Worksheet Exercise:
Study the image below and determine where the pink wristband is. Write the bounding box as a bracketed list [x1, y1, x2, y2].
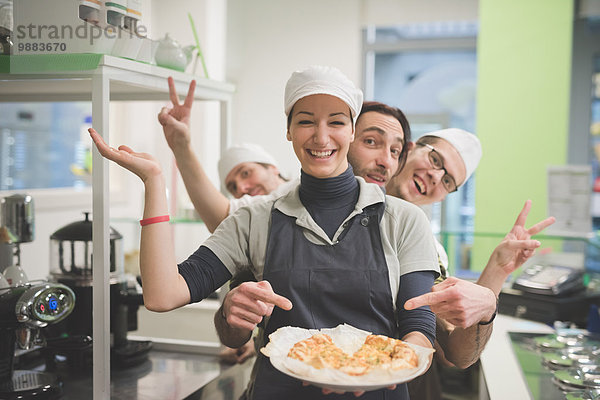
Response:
[139, 215, 170, 226]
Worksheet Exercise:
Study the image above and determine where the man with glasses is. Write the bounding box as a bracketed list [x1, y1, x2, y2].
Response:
[387, 128, 481, 279]
[387, 129, 554, 399]
[386, 128, 482, 282]
[387, 128, 477, 205]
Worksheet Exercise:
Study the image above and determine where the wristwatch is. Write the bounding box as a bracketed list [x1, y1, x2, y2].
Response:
[478, 297, 499, 326]
[220, 305, 229, 324]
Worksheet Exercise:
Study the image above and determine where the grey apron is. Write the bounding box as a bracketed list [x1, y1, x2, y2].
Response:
[250, 202, 410, 400]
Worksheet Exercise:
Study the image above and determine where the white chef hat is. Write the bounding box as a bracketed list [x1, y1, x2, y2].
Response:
[284, 65, 363, 124]
[218, 143, 280, 189]
[421, 128, 482, 186]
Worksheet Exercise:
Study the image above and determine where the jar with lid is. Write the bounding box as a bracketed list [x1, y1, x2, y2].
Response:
[49, 212, 123, 284]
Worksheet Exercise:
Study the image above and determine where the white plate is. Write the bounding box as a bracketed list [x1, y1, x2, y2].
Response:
[261, 324, 434, 392]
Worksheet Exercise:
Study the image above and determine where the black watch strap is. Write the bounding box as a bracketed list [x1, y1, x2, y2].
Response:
[478, 297, 499, 326]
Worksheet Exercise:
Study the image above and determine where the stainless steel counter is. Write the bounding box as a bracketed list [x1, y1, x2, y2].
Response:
[70, 351, 250, 399]
[20, 340, 253, 400]
[479, 314, 554, 399]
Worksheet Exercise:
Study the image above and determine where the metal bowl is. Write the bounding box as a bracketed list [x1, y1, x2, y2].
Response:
[555, 366, 600, 390]
[565, 389, 600, 400]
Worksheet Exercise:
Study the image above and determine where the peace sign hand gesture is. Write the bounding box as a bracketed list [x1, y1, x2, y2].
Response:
[158, 77, 196, 155]
[488, 200, 555, 276]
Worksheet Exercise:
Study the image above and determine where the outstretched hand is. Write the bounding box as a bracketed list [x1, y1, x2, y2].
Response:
[89, 128, 162, 182]
[221, 280, 293, 332]
[488, 200, 555, 276]
[157, 77, 196, 153]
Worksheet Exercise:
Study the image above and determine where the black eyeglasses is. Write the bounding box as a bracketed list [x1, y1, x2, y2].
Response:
[420, 143, 458, 193]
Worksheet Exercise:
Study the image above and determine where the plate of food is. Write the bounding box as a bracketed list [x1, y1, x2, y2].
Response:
[260, 324, 434, 392]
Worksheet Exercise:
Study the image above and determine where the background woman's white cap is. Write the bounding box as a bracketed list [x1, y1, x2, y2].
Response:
[218, 143, 280, 188]
[284, 65, 363, 124]
[422, 128, 482, 186]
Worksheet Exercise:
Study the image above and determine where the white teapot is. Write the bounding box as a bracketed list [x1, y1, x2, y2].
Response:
[4, 264, 28, 287]
[155, 33, 194, 72]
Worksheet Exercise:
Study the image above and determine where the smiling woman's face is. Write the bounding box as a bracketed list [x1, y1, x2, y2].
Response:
[286, 94, 354, 179]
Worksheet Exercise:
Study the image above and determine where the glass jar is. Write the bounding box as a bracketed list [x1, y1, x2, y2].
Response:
[49, 212, 123, 280]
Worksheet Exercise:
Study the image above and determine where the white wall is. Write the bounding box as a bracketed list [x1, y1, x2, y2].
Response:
[226, 0, 362, 178]
[150, 0, 226, 191]
[225, 0, 478, 178]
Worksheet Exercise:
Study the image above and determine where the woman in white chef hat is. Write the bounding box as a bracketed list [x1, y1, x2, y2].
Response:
[90, 65, 440, 399]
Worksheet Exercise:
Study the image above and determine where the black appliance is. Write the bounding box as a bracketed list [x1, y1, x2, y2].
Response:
[45, 212, 151, 370]
[512, 264, 586, 296]
[499, 286, 600, 328]
[0, 282, 75, 400]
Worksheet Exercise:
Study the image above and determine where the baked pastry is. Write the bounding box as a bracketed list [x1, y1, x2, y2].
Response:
[287, 333, 418, 376]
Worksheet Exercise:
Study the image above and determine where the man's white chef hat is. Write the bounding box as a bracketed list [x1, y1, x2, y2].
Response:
[421, 128, 482, 186]
[218, 143, 279, 189]
[284, 65, 364, 125]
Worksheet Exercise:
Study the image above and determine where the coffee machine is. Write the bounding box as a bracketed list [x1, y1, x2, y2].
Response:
[46, 212, 151, 369]
[0, 193, 78, 399]
[0, 280, 76, 399]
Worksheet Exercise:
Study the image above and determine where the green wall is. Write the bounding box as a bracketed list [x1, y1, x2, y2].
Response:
[471, 0, 574, 270]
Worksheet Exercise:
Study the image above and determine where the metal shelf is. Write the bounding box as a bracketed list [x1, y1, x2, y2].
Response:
[0, 54, 234, 102]
[0, 54, 235, 400]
